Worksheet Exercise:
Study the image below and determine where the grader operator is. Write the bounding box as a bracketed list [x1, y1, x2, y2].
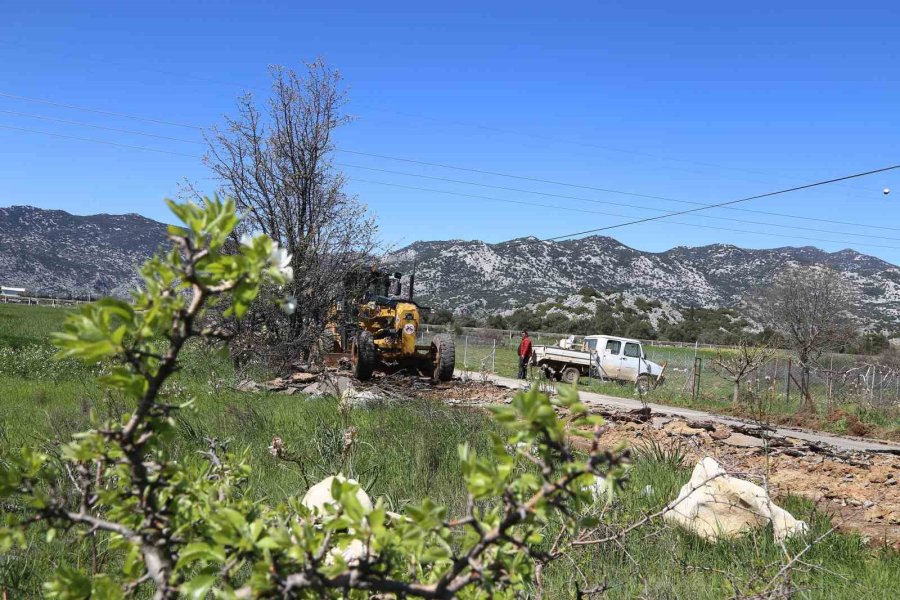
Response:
[328, 269, 455, 382]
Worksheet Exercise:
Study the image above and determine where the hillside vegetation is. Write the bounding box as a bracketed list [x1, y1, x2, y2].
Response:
[428, 288, 893, 352]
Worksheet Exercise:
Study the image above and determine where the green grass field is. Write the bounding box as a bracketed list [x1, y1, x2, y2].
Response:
[2, 303, 899, 598]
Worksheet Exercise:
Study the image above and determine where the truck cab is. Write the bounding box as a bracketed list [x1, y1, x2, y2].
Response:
[584, 335, 664, 385]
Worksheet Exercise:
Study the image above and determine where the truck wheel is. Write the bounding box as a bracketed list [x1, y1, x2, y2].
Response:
[432, 334, 455, 382]
[636, 374, 651, 395]
[352, 331, 376, 381]
[561, 367, 580, 386]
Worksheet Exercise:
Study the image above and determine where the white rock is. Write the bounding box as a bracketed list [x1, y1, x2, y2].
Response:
[340, 388, 383, 408]
[663, 457, 808, 542]
[587, 475, 609, 502]
[301, 475, 373, 516]
[301, 475, 374, 564]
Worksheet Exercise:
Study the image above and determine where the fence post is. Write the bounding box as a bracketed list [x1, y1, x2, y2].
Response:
[692, 357, 702, 402]
[492, 339, 496, 373]
[785, 359, 792, 404]
[463, 336, 468, 370]
[827, 355, 834, 409]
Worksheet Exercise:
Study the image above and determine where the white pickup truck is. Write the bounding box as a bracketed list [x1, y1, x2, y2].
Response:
[531, 335, 665, 392]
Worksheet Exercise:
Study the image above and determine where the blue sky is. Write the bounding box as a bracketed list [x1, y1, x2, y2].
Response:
[1, 1, 899, 262]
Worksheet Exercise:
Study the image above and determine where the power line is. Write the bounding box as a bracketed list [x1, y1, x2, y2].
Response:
[539, 163, 900, 242]
[4, 119, 899, 250]
[339, 162, 898, 241]
[3, 113, 899, 243]
[0, 91, 202, 130]
[1, 89, 896, 233]
[354, 178, 900, 250]
[355, 104, 883, 195]
[0, 124, 199, 158]
[338, 149, 900, 233]
[0, 109, 205, 145]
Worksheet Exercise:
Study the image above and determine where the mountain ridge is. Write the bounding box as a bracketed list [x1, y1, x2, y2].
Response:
[2, 205, 899, 331]
[0, 205, 169, 297]
[385, 235, 900, 331]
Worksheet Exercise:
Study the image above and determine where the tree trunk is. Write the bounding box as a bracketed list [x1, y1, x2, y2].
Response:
[732, 380, 741, 407]
[801, 365, 816, 414]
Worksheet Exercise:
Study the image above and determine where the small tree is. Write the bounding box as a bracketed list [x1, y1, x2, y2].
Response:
[205, 59, 379, 359]
[762, 266, 856, 412]
[713, 338, 775, 407]
[0, 198, 626, 599]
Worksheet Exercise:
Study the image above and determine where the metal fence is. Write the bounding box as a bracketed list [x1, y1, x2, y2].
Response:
[1, 295, 92, 307]
[643, 346, 900, 409]
[418, 327, 900, 409]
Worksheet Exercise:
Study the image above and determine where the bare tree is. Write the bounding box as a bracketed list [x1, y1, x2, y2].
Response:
[713, 338, 775, 407]
[762, 266, 856, 412]
[204, 59, 379, 358]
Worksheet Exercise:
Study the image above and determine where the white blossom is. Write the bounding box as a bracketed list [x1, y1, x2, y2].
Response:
[269, 243, 294, 283]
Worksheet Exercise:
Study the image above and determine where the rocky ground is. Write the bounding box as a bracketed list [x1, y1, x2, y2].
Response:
[238, 370, 900, 549]
[588, 416, 900, 549]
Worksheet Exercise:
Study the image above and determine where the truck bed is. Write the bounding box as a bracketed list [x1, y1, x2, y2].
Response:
[531, 345, 593, 365]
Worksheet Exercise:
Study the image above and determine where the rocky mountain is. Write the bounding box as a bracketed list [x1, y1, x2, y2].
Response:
[3, 206, 899, 332]
[0, 205, 168, 298]
[387, 236, 900, 330]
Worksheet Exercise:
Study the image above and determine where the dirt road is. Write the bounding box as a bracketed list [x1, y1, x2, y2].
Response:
[464, 371, 900, 454]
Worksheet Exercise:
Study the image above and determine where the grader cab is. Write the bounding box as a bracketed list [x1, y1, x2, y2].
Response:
[328, 269, 455, 382]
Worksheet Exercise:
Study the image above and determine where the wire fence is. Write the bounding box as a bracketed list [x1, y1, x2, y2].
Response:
[417, 327, 900, 410]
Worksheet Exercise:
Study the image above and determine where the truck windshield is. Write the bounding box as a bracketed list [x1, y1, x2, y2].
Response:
[623, 342, 641, 358]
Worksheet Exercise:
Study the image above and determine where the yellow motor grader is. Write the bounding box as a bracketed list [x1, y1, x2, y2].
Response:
[327, 269, 455, 382]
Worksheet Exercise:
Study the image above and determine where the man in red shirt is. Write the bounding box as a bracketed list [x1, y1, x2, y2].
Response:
[517, 331, 533, 379]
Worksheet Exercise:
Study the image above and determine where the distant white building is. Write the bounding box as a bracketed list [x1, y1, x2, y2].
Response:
[1, 286, 26, 297]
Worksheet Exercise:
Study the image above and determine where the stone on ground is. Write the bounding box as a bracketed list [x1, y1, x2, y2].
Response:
[301, 475, 374, 564]
[301, 474, 373, 515]
[721, 433, 766, 448]
[665, 420, 704, 436]
[663, 457, 808, 542]
[302, 375, 355, 398]
[340, 388, 383, 407]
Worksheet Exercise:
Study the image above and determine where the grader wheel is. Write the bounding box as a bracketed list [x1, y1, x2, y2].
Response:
[351, 331, 376, 381]
[431, 334, 455, 382]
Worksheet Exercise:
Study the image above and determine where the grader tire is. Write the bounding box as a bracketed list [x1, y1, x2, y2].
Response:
[352, 331, 376, 381]
[561, 367, 580, 386]
[432, 334, 456, 382]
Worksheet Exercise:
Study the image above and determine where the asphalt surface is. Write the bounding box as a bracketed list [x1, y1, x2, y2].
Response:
[458, 370, 900, 454]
